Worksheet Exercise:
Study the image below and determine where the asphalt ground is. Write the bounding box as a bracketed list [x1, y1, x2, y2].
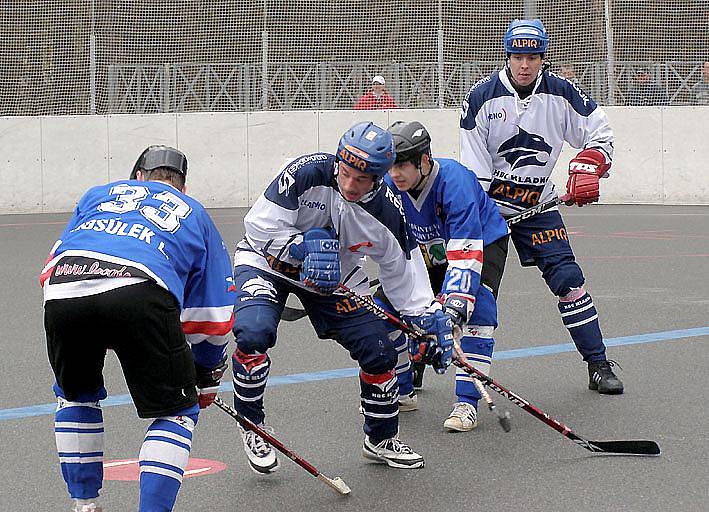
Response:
[1, 205, 707, 512]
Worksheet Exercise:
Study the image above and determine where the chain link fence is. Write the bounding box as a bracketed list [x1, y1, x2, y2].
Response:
[1, 0, 707, 115]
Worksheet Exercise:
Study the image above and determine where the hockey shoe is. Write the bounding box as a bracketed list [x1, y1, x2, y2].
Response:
[588, 360, 624, 394]
[72, 500, 102, 512]
[362, 436, 424, 469]
[443, 402, 478, 432]
[239, 424, 279, 474]
[411, 362, 426, 390]
[398, 390, 418, 412]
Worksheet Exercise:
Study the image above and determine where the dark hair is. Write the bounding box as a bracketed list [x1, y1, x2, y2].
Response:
[142, 167, 186, 190]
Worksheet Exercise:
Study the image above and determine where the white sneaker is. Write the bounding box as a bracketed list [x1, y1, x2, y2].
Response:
[239, 424, 279, 474]
[398, 391, 418, 412]
[443, 402, 478, 432]
[362, 436, 424, 469]
[72, 500, 102, 512]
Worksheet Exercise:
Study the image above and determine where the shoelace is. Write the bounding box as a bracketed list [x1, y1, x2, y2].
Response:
[598, 359, 623, 373]
[244, 429, 273, 457]
[379, 438, 413, 454]
[451, 403, 475, 420]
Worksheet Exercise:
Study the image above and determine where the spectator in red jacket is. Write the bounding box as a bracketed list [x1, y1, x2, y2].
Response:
[354, 75, 398, 110]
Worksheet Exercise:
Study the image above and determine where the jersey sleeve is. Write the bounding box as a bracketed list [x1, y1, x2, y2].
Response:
[439, 173, 484, 300]
[460, 89, 495, 188]
[182, 211, 236, 369]
[564, 94, 615, 167]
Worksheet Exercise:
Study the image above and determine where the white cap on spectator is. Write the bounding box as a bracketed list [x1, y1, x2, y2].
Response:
[372, 75, 386, 85]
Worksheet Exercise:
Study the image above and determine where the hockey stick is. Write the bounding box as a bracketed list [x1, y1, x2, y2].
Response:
[505, 197, 564, 226]
[337, 285, 511, 433]
[212, 396, 351, 495]
[338, 284, 661, 457]
[281, 199, 562, 322]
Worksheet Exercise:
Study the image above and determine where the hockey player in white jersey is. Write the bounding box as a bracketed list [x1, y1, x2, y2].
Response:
[460, 19, 623, 394]
[231, 122, 454, 470]
[382, 120, 510, 431]
[41, 146, 236, 511]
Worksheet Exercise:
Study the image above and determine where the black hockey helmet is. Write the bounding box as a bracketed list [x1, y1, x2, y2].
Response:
[130, 145, 188, 179]
[388, 121, 432, 165]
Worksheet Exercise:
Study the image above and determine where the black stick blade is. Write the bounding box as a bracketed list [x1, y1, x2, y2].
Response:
[586, 440, 661, 456]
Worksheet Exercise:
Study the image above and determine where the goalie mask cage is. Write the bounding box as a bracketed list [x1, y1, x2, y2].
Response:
[1, 0, 706, 115]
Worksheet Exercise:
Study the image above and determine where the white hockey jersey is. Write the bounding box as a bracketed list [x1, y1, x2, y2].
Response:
[460, 69, 614, 217]
[235, 153, 436, 317]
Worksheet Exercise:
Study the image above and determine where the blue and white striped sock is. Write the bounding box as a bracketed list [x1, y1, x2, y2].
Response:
[55, 398, 105, 500]
[138, 406, 198, 512]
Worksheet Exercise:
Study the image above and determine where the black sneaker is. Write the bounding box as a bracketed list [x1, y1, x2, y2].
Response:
[588, 360, 624, 394]
[362, 436, 424, 469]
[412, 362, 426, 390]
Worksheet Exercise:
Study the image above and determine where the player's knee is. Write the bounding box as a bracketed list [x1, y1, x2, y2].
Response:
[542, 259, 585, 297]
[234, 322, 277, 355]
[169, 404, 199, 425]
[53, 382, 107, 403]
[359, 344, 398, 375]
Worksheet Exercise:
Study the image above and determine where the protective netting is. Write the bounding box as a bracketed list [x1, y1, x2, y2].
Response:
[1, 0, 706, 115]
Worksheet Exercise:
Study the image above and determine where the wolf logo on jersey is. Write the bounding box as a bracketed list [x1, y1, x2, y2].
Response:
[498, 127, 552, 171]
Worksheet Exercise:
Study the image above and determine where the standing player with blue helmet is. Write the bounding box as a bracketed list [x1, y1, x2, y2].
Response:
[382, 120, 510, 432]
[459, 19, 624, 394]
[41, 146, 236, 512]
[231, 122, 454, 470]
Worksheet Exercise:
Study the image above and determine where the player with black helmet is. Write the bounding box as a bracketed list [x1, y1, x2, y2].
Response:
[382, 120, 510, 432]
[41, 145, 235, 512]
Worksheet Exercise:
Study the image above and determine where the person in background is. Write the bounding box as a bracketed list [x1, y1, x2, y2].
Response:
[626, 67, 669, 106]
[354, 75, 398, 110]
[690, 60, 709, 105]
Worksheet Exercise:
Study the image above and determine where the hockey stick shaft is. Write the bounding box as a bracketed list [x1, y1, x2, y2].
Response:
[212, 396, 351, 494]
[338, 285, 660, 456]
[505, 197, 564, 226]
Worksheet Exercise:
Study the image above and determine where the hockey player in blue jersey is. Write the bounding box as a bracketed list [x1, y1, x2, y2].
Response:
[382, 120, 510, 431]
[231, 122, 454, 470]
[459, 19, 623, 394]
[41, 146, 236, 512]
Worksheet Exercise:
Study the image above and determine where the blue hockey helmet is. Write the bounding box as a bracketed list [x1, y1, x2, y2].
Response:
[130, 145, 188, 179]
[504, 19, 549, 54]
[336, 122, 395, 177]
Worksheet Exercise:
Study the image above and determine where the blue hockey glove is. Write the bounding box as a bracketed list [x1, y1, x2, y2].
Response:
[289, 227, 341, 294]
[442, 293, 475, 340]
[404, 309, 454, 374]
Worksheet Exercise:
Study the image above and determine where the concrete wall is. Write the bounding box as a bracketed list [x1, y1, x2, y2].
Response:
[0, 107, 706, 213]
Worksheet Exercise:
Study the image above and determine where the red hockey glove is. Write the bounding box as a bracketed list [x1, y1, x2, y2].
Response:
[195, 356, 228, 409]
[562, 149, 610, 207]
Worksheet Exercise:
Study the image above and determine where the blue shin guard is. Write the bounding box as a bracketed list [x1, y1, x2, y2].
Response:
[558, 290, 606, 362]
[138, 405, 199, 512]
[53, 384, 107, 500]
[455, 330, 495, 409]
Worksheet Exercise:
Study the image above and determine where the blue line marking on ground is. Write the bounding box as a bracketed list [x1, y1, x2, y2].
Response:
[2, 326, 707, 421]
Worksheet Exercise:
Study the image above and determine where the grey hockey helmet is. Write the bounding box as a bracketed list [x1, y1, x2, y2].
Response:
[388, 121, 432, 165]
[130, 145, 188, 179]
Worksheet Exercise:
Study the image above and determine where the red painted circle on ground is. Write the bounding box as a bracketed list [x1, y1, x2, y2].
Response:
[104, 458, 227, 481]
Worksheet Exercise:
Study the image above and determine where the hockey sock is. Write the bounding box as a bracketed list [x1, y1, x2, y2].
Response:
[455, 329, 495, 409]
[54, 397, 105, 500]
[558, 290, 606, 362]
[360, 369, 399, 443]
[391, 329, 413, 396]
[138, 405, 198, 512]
[232, 348, 270, 424]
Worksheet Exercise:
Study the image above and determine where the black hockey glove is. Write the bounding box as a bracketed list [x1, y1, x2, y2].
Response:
[195, 356, 228, 409]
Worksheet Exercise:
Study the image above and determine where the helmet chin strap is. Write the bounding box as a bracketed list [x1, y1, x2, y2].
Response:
[411, 155, 432, 193]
